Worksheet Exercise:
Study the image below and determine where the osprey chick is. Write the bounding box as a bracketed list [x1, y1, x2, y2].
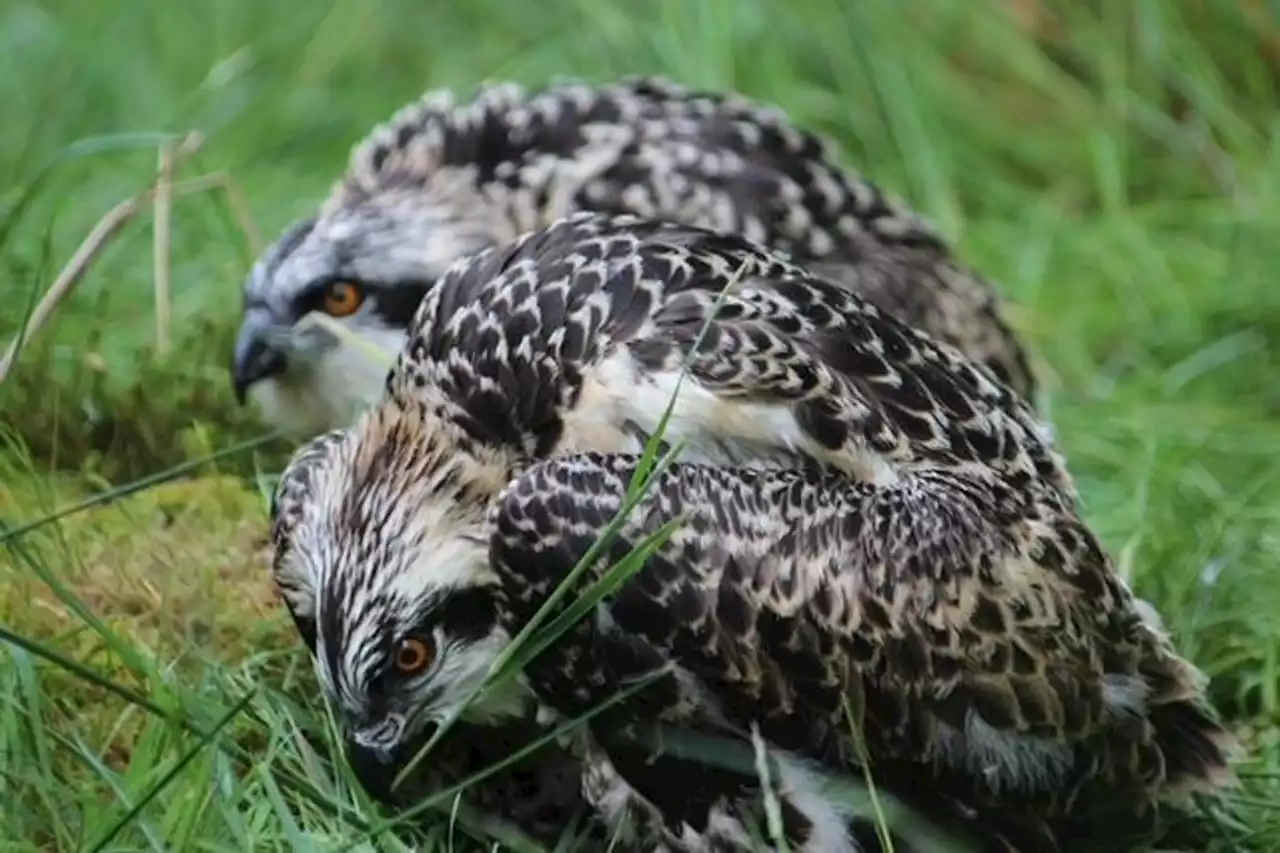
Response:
[269, 212, 1234, 850]
[271, 429, 608, 846]
[233, 75, 1034, 438]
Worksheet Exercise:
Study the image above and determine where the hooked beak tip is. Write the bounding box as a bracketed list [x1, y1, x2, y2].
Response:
[350, 717, 408, 763]
[231, 320, 287, 404]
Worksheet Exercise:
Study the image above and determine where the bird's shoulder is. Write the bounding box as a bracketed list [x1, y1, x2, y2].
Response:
[308, 75, 1035, 404]
[389, 213, 1057, 494]
[320, 76, 939, 245]
[321, 76, 731, 213]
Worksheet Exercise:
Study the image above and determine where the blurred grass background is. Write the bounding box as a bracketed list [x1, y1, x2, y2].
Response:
[1, 0, 1278, 849]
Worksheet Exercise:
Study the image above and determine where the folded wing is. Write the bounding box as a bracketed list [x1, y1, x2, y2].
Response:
[488, 453, 1233, 848]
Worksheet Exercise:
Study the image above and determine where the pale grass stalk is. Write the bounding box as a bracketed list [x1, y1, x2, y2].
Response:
[153, 138, 174, 355]
[0, 130, 267, 385]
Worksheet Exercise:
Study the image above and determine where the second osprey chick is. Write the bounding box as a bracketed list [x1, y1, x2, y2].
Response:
[232, 76, 1035, 438]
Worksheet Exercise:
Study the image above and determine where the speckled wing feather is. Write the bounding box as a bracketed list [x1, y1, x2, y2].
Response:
[388, 211, 1052, 495]
[329, 76, 932, 245]
[488, 453, 1234, 849]
[331, 76, 1033, 396]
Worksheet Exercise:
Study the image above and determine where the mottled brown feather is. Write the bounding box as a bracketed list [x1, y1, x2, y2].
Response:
[379, 211, 1230, 788]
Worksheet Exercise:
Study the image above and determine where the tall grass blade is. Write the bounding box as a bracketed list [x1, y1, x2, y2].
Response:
[0, 430, 282, 545]
[364, 671, 665, 850]
[85, 688, 258, 853]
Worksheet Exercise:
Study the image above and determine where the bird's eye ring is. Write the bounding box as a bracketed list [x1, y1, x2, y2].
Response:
[322, 281, 364, 317]
[394, 637, 435, 674]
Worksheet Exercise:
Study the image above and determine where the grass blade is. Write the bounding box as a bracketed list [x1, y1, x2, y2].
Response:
[85, 688, 257, 853]
[0, 430, 282, 546]
[363, 670, 665, 851]
[501, 514, 686, 679]
[0, 623, 172, 721]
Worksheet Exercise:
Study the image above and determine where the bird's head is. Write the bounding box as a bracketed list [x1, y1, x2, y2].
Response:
[231, 198, 499, 437]
[270, 401, 529, 760]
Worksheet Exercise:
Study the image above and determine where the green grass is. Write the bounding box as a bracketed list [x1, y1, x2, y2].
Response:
[1, 0, 1279, 849]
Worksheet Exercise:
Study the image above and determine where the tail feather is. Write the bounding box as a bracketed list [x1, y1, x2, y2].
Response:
[1132, 606, 1239, 797]
[1149, 700, 1239, 795]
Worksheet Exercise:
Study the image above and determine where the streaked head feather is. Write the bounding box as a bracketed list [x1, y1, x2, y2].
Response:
[269, 402, 528, 750]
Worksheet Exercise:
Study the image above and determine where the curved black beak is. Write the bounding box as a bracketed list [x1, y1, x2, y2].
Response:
[343, 719, 441, 805]
[231, 314, 287, 404]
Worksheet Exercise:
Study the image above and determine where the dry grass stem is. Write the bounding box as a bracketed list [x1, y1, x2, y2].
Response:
[0, 130, 268, 385]
[153, 138, 174, 356]
[0, 193, 145, 384]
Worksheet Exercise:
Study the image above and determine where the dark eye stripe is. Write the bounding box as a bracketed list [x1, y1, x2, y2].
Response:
[290, 279, 432, 328]
[368, 281, 432, 328]
[426, 587, 498, 644]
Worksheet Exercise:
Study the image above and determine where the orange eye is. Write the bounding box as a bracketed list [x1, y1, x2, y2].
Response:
[393, 637, 435, 674]
[322, 281, 364, 317]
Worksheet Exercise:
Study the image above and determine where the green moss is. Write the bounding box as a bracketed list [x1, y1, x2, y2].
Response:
[1, 473, 292, 667]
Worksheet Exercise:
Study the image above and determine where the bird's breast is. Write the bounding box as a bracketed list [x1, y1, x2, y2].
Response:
[561, 350, 820, 470]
